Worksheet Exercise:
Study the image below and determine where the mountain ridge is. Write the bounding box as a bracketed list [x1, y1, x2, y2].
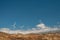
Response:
[0, 30, 60, 40]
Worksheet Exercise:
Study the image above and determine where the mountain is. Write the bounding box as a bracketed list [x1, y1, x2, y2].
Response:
[0, 30, 60, 40]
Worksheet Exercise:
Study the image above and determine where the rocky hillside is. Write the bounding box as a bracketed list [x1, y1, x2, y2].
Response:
[0, 32, 60, 40]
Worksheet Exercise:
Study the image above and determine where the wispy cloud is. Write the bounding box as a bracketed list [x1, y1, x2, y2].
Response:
[0, 22, 60, 34]
[20, 25, 25, 29]
[11, 22, 16, 29]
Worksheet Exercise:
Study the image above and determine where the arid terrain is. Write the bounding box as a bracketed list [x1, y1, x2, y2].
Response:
[0, 31, 60, 40]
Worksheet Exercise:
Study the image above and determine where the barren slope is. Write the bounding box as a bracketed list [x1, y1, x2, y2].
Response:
[0, 32, 60, 40]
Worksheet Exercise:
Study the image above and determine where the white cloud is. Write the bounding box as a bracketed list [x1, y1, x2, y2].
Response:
[0, 28, 10, 33]
[0, 22, 60, 34]
[36, 23, 48, 29]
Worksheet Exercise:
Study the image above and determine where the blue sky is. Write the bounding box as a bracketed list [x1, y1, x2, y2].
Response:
[0, 0, 60, 30]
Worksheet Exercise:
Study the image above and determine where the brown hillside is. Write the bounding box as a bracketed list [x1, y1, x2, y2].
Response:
[0, 32, 60, 40]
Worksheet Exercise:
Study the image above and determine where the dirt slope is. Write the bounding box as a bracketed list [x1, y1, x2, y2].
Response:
[0, 32, 60, 40]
